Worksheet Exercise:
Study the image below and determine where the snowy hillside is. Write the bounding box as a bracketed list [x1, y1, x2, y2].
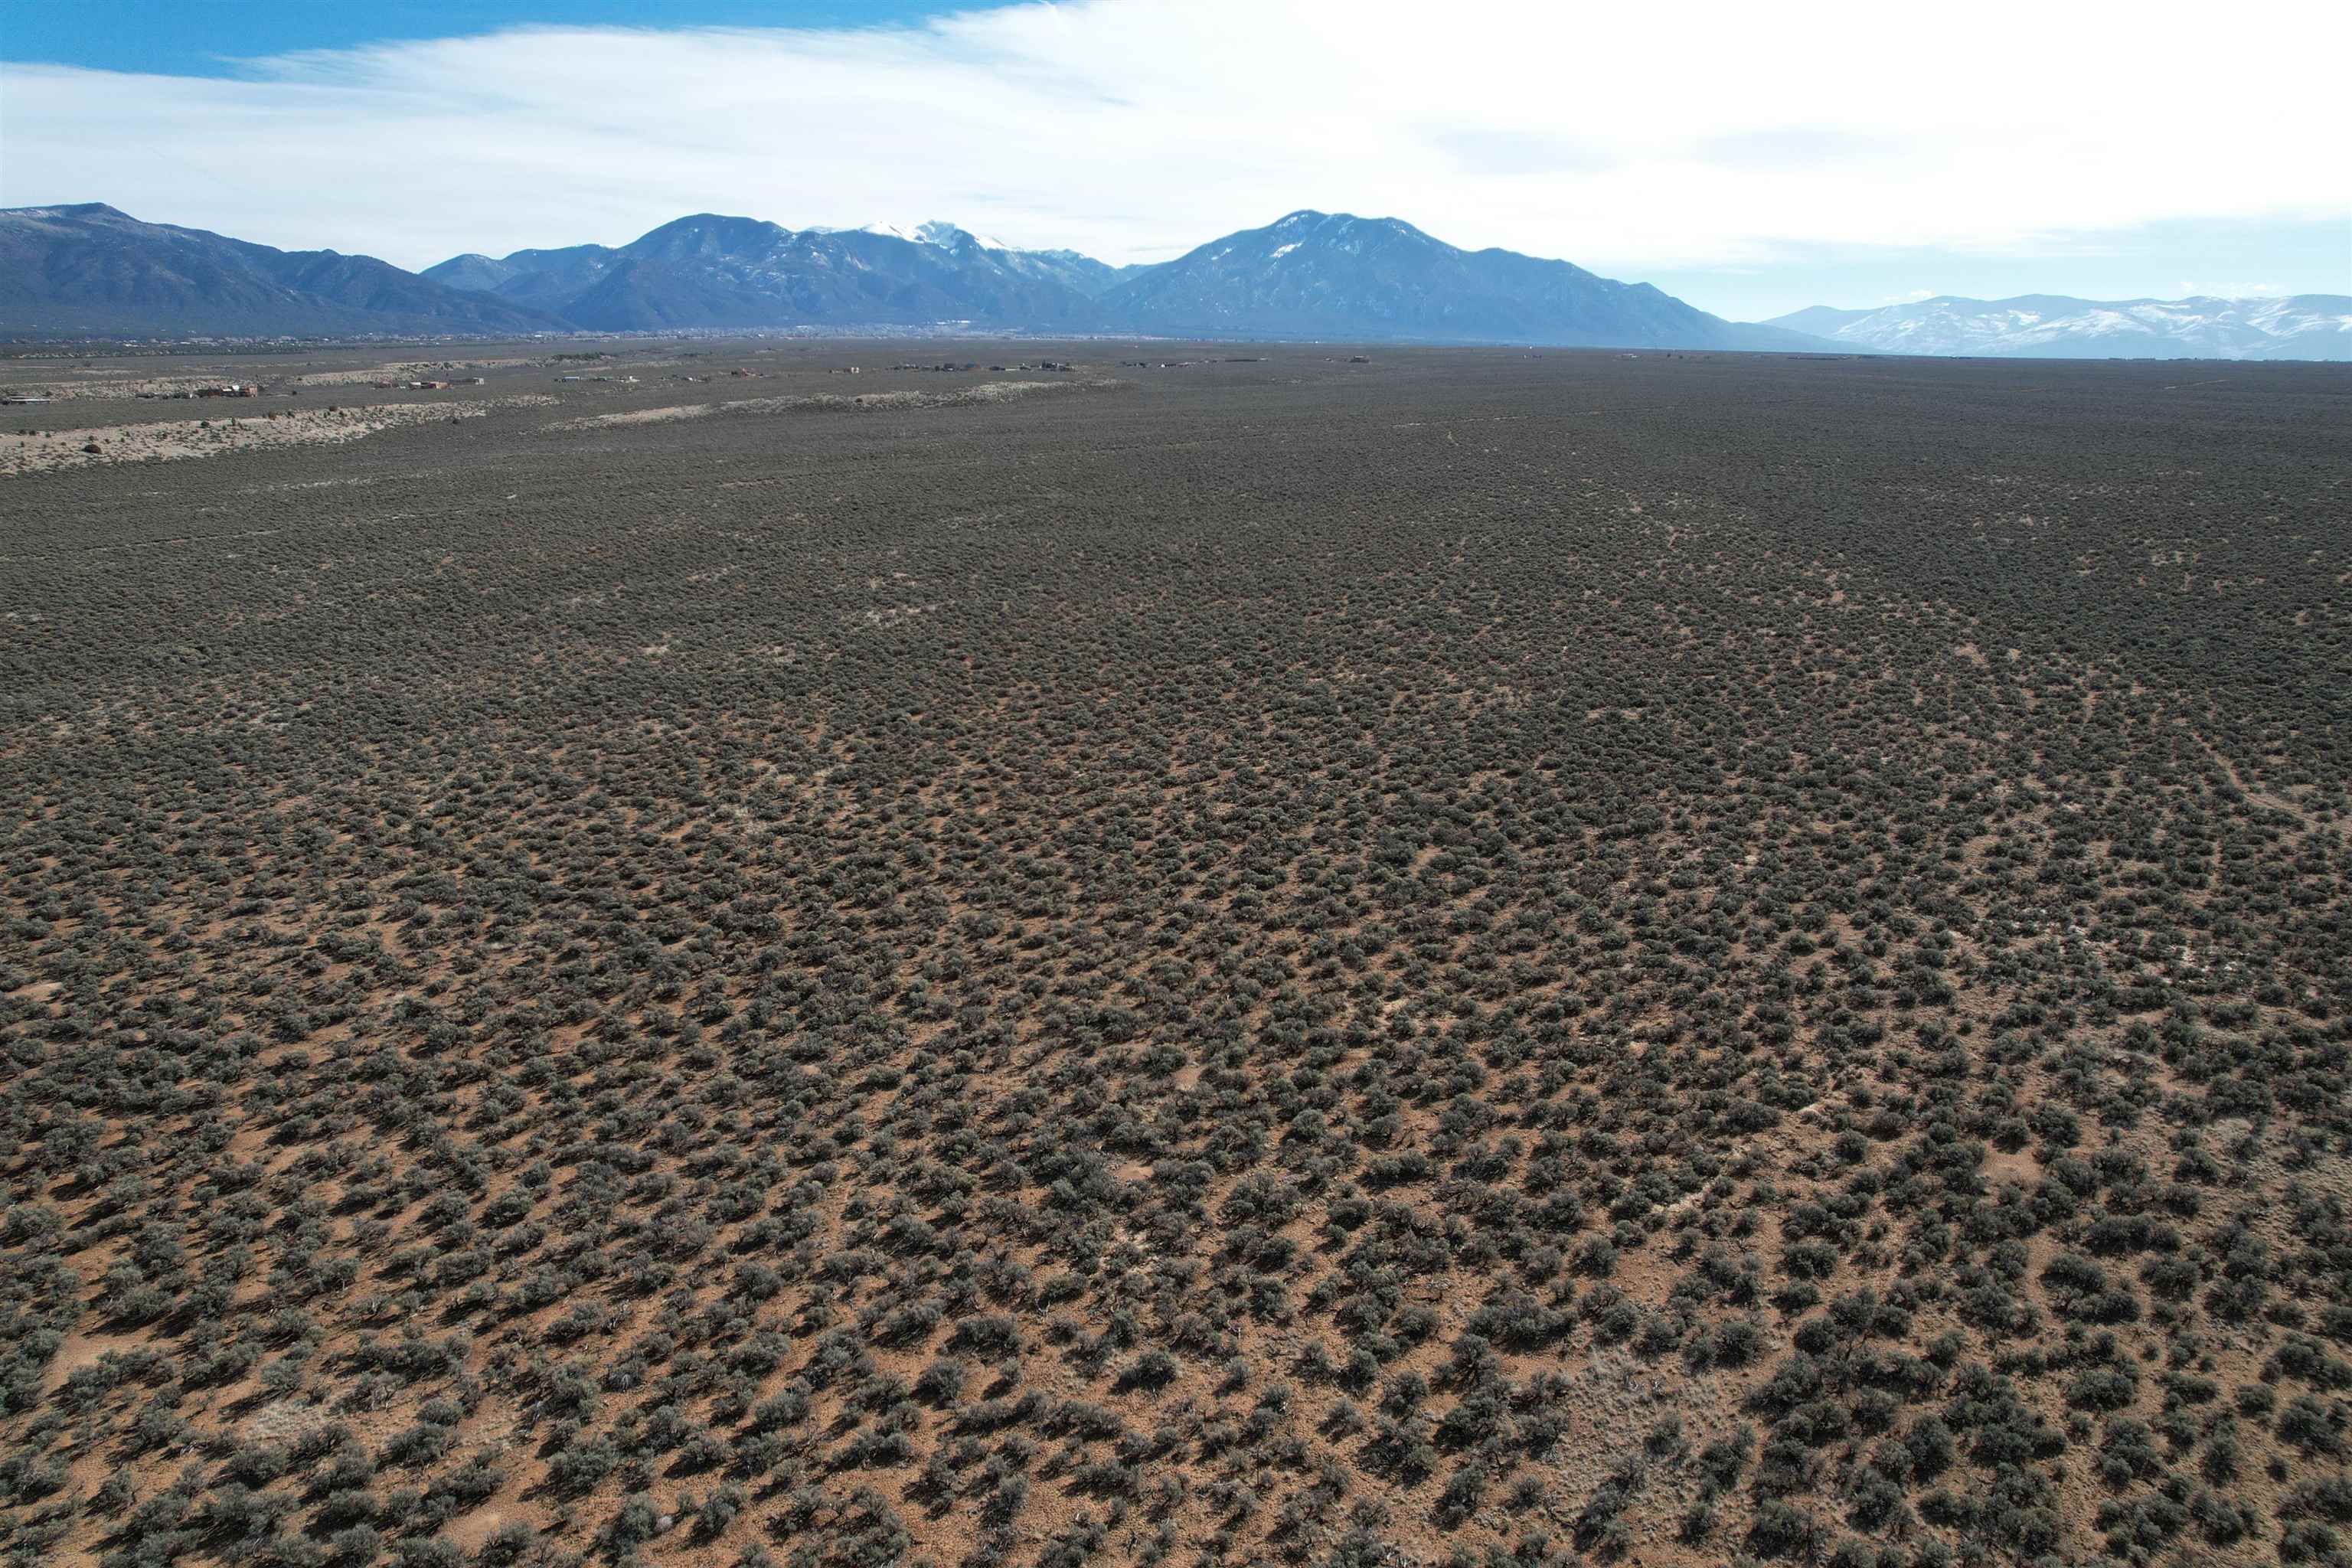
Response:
[1767, 294, 2352, 361]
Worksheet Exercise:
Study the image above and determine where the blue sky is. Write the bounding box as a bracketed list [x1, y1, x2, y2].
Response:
[0, 2, 988, 76]
[5, 1, 2345, 321]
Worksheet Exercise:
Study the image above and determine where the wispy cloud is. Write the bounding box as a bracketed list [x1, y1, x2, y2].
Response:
[2, 0, 2341, 278]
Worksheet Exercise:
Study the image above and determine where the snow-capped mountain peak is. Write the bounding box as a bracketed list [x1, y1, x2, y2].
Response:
[914, 220, 1011, 251]
[813, 220, 1014, 252]
[1764, 293, 2351, 361]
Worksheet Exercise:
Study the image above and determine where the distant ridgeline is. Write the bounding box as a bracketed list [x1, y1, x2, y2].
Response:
[10, 203, 2343, 358]
[2, 204, 1824, 351]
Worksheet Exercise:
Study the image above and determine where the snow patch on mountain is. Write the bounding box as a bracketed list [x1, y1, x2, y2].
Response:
[1766, 293, 2352, 361]
[814, 220, 1014, 251]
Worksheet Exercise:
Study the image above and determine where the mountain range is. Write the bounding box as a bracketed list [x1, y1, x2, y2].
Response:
[0, 203, 1820, 351]
[421, 213, 1133, 333]
[4, 202, 2343, 360]
[1769, 294, 2351, 361]
[423, 208, 1817, 350]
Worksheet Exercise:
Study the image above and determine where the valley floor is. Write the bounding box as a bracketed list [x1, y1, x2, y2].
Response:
[3, 343, 2348, 1568]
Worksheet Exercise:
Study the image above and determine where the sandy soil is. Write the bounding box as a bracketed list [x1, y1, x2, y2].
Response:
[0, 356, 528, 400]
[292, 358, 543, 386]
[722, 378, 1102, 414]
[2, 394, 558, 476]
[547, 403, 715, 430]
[0, 373, 264, 402]
[537, 378, 1099, 433]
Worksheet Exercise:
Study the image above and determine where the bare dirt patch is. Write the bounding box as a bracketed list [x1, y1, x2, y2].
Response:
[547, 403, 714, 430]
[3, 394, 557, 475]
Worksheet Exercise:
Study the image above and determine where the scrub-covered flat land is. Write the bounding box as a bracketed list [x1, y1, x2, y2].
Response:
[2, 341, 2348, 1568]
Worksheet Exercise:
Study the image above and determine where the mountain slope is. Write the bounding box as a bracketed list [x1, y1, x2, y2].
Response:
[425, 217, 1110, 330]
[0, 204, 565, 337]
[421, 243, 619, 310]
[1099, 211, 1826, 351]
[1767, 293, 2352, 361]
[417, 253, 521, 293]
[1012, 249, 1145, 298]
[807, 221, 1132, 294]
[427, 211, 1825, 346]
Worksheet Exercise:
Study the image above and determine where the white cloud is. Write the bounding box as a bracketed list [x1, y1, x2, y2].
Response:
[2, 0, 2343, 276]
